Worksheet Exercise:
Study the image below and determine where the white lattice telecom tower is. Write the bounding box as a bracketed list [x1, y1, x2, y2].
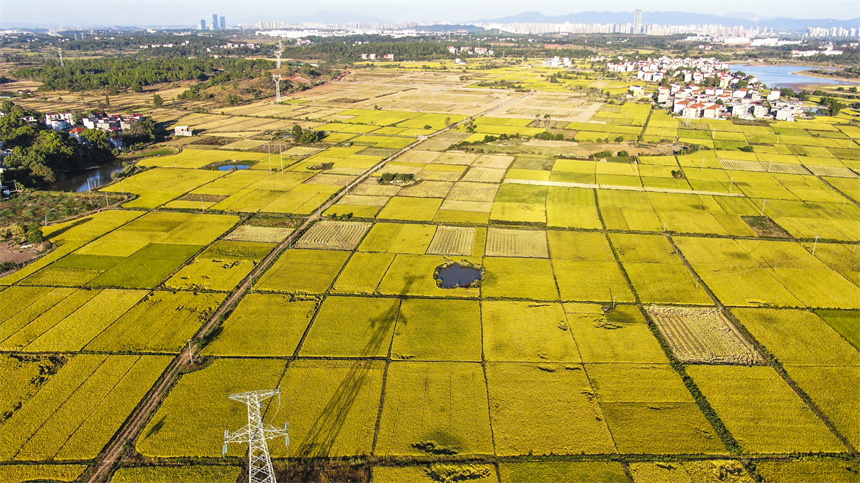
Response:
[223, 389, 290, 483]
[276, 40, 282, 69]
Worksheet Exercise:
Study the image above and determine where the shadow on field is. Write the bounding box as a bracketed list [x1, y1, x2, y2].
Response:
[46, 217, 92, 240]
[294, 274, 417, 458]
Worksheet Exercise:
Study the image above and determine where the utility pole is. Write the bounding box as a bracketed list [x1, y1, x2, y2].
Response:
[186, 339, 195, 363]
[279, 144, 284, 172]
[224, 389, 289, 483]
[812, 235, 819, 256]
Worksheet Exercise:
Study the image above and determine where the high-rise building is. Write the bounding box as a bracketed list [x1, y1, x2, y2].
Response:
[220, 16, 226, 30]
[212, 14, 219, 30]
[200, 19, 206, 30]
[633, 10, 642, 34]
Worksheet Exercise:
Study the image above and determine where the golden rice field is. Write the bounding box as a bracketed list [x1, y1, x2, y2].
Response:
[2, 59, 859, 483]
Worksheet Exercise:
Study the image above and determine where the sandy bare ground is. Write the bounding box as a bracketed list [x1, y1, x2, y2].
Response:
[0, 241, 40, 266]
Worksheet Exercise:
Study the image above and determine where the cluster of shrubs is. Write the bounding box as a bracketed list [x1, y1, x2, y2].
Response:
[1, 222, 44, 245]
[377, 172, 415, 184]
[588, 150, 634, 162]
[449, 133, 518, 150]
[327, 212, 353, 221]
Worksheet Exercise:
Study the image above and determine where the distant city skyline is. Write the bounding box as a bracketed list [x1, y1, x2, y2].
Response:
[0, 1, 858, 28]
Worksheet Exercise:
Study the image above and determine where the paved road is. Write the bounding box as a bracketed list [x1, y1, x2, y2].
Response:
[86, 90, 531, 482]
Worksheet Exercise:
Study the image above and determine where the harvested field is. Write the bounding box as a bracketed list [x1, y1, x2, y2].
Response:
[462, 168, 506, 183]
[486, 228, 549, 258]
[338, 194, 390, 206]
[426, 226, 477, 256]
[440, 200, 493, 213]
[303, 174, 353, 186]
[447, 182, 499, 202]
[295, 221, 371, 250]
[720, 159, 809, 175]
[350, 181, 401, 196]
[473, 154, 515, 170]
[397, 181, 453, 198]
[434, 152, 478, 166]
[646, 306, 764, 365]
[223, 225, 293, 243]
[807, 165, 859, 178]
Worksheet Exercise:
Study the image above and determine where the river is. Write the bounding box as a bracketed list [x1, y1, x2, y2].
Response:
[728, 64, 860, 89]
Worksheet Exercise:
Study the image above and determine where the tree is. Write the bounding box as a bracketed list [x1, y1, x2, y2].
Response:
[29, 163, 56, 183]
[26, 223, 44, 244]
[291, 124, 304, 139]
[152, 93, 164, 107]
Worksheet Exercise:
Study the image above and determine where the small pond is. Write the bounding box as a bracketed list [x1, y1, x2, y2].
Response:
[217, 164, 251, 171]
[435, 262, 483, 289]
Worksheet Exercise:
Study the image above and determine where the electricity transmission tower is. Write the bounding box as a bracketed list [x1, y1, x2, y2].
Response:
[272, 74, 282, 103]
[276, 40, 282, 69]
[58, 48, 65, 68]
[223, 389, 290, 483]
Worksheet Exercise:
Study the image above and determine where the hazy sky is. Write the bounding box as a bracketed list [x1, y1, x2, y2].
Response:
[1, 0, 858, 27]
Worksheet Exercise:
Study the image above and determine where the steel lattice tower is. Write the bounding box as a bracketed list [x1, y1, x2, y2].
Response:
[223, 389, 289, 483]
[272, 74, 282, 103]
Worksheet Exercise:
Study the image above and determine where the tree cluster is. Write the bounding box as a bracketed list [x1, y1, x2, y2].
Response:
[290, 125, 325, 144]
[16, 56, 273, 92]
[0, 102, 115, 186]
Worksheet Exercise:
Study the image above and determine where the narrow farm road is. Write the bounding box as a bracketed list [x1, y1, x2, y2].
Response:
[86, 90, 531, 482]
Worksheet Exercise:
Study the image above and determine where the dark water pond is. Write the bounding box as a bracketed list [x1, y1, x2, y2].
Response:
[217, 164, 251, 171]
[49, 158, 126, 192]
[436, 263, 482, 289]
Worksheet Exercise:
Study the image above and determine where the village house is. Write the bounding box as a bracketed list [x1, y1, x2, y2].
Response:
[108, 135, 124, 150]
[629, 85, 647, 98]
[174, 126, 194, 137]
[69, 127, 86, 140]
[82, 113, 144, 133]
[653, 62, 801, 122]
[45, 113, 74, 131]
